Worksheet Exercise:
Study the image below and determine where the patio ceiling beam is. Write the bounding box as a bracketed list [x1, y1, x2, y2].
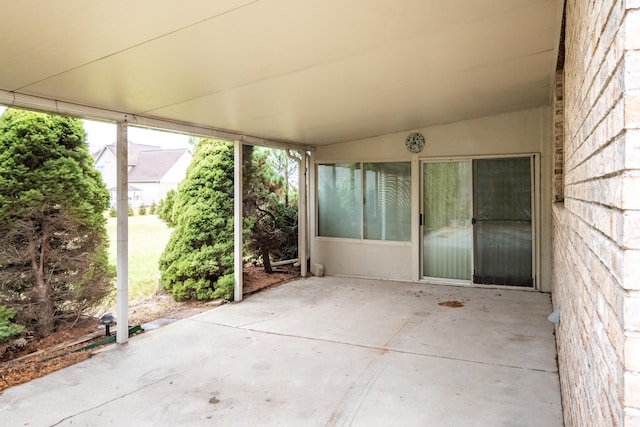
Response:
[0, 89, 313, 152]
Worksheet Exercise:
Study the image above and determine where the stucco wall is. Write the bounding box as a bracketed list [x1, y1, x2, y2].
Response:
[313, 106, 551, 287]
[552, 1, 640, 425]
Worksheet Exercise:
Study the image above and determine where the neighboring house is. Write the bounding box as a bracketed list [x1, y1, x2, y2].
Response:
[93, 142, 192, 208]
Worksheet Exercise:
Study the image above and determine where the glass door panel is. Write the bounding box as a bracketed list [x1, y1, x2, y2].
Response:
[473, 158, 533, 286]
[422, 161, 472, 280]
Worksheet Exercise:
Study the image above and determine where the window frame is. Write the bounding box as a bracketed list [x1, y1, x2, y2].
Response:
[316, 160, 411, 242]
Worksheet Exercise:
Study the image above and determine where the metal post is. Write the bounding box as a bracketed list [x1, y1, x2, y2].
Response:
[298, 151, 307, 277]
[308, 151, 316, 269]
[234, 140, 243, 302]
[116, 121, 129, 343]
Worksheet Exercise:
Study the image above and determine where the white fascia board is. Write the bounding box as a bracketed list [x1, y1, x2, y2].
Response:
[0, 89, 314, 152]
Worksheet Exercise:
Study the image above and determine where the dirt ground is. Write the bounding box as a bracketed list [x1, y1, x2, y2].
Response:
[0, 264, 299, 393]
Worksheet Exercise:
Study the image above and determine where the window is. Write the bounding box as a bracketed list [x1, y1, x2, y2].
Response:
[318, 163, 361, 238]
[363, 162, 411, 241]
[318, 162, 411, 241]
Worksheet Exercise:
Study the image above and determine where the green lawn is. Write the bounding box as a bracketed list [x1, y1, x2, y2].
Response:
[106, 215, 173, 300]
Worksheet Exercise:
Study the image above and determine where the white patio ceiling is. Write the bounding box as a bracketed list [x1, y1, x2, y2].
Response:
[0, 0, 563, 146]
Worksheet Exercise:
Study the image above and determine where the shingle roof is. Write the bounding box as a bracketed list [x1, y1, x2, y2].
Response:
[127, 149, 189, 182]
[103, 142, 162, 166]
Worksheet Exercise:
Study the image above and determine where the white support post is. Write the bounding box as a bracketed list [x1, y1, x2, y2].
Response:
[234, 141, 243, 302]
[298, 151, 308, 277]
[308, 152, 316, 269]
[116, 121, 129, 343]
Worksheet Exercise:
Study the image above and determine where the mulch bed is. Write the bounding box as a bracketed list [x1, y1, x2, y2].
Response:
[0, 317, 102, 393]
[243, 263, 300, 295]
[0, 264, 300, 393]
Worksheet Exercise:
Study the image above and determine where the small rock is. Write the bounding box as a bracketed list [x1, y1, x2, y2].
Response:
[12, 337, 28, 348]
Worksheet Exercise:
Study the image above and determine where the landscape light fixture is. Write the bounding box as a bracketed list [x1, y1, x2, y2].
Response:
[100, 313, 115, 336]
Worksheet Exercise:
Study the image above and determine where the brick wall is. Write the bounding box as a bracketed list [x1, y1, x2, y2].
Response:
[553, 70, 565, 202]
[552, 1, 640, 425]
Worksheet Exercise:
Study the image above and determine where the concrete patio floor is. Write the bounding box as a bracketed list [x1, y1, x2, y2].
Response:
[0, 276, 562, 426]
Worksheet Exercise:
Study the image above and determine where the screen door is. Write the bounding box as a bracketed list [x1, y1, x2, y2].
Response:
[472, 158, 533, 286]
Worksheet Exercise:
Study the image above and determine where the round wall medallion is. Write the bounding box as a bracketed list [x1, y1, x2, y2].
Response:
[405, 132, 425, 153]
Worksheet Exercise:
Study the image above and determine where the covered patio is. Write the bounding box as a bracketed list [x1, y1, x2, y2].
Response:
[0, 276, 561, 426]
[6, 1, 640, 424]
[0, 0, 565, 341]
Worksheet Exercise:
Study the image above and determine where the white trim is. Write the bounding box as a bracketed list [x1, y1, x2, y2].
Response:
[419, 277, 542, 292]
[0, 89, 312, 152]
[314, 236, 411, 246]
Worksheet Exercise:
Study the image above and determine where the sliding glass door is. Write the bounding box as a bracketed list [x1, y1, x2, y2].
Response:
[422, 157, 534, 287]
[422, 161, 472, 280]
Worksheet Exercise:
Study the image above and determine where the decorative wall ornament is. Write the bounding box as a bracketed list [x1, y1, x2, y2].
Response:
[405, 132, 425, 153]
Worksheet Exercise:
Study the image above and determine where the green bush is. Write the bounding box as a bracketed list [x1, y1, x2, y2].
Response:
[138, 204, 147, 215]
[149, 201, 157, 215]
[109, 206, 117, 217]
[0, 305, 24, 343]
[128, 204, 134, 216]
[157, 189, 176, 227]
[159, 140, 234, 301]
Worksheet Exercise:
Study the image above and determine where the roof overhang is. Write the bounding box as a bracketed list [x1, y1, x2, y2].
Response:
[0, 0, 564, 147]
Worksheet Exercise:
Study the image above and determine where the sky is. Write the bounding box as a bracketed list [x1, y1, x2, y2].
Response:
[0, 106, 191, 152]
[82, 119, 191, 153]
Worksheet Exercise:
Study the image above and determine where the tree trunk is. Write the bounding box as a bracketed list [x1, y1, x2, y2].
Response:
[29, 223, 55, 337]
[262, 248, 273, 274]
[36, 295, 55, 338]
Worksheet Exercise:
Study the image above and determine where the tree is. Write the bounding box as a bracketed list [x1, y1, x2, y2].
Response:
[157, 189, 177, 227]
[244, 147, 298, 273]
[265, 149, 298, 206]
[159, 139, 235, 301]
[0, 109, 114, 337]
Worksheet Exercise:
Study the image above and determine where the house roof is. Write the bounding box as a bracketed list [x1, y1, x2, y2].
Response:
[0, 1, 563, 146]
[128, 149, 189, 182]
[103, 142, 162, 166]
[92, 141, 161, 165]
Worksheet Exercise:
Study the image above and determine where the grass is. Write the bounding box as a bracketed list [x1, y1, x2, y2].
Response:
[106, 215, 173, 300]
